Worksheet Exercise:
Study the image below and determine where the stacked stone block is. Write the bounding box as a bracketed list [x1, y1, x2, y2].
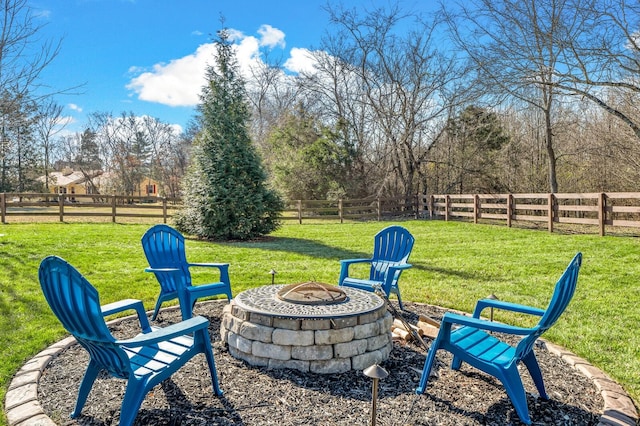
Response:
[221, 302, 393, 374]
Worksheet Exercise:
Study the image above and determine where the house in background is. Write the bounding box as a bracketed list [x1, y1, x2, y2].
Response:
[39, 169, 102, 198]
[38, 170, 160, 197]
[91, 172, 160, 197]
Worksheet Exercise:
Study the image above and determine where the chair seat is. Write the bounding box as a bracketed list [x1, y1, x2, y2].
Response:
[340, 277, 382, 291]
[450, 326, 516, 367]
[124, 330, 194, 378]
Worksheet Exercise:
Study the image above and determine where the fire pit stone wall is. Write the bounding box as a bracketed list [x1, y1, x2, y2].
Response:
[220, 301, 394, 374]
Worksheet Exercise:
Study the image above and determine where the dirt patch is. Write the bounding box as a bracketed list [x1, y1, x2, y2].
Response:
[38, 301, 602, 425]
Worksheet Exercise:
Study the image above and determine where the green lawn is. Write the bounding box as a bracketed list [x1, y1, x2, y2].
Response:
[1, 220, 639, 424]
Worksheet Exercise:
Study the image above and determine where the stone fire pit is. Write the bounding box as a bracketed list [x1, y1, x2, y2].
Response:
[220, 283, 393, 374]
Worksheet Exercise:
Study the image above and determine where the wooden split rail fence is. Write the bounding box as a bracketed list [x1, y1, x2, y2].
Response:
[426, 192, 640, 236]
[2, 192, 640, 236]
[0, 193, 180, 224]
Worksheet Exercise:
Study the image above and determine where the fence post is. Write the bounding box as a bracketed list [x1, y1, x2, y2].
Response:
[0, 193, 5, 224]
[377, 198, 381, 221]
[339, 199, 343, 223]
[297, 200, 302, 224]
[507, 194, 513, 228]
[474, 194, 479, 224]
[59, 194, 64, 222]
[548, 193, 555, 233]
[112, 194, 117, 223]
[429, 195, 434, 218]
[162, 197, 168, 224]
[415, 193, 420, 219]
[598, 193, 606, 237]
[445, 195, 450, 221]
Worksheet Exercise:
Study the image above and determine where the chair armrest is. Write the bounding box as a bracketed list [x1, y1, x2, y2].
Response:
[188, 262, 229, 269]
[338, 258, 373, 285]
[442, 312, 535, 335]
[101, 299, 151, 333]
[472, 299, 546, 319]
[388, 263, 412, 271]
[117, 316, 210, 347]
[144, 267, 180, 274]
[340, 258, 372, 266]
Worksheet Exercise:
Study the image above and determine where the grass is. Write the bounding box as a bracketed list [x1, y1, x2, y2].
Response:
[1, 220, 639, 424]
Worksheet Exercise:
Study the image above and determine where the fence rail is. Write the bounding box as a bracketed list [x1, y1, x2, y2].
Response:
[3, 192, 640, 236]
[427, 192, 640, 236]
[283, 196, 420, 223]
[0, 193, 420, 224]
[0, 193, 180, 224]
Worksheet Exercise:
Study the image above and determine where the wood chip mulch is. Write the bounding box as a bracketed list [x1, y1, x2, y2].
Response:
[38, 301, 603, 425]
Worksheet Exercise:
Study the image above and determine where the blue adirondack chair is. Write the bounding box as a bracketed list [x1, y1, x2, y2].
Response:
[338, 225, 414, 309]
[38, 255, 222, 426]
[416, 252, 582, 425]
[141, 224, 233, 321]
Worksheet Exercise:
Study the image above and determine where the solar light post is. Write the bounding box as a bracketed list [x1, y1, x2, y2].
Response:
[269, 269, 277, 285]
[363, 364, 388, 426]
[487, 293, 499, 322]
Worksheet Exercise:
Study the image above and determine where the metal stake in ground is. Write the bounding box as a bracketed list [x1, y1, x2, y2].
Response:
[363, 364, 388, 426]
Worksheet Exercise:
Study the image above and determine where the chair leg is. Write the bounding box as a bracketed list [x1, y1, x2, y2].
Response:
[198, 329, 223, 396]
[392, 286, 404, 311]
[71, 360, 101, 418]
[498, 368, 532, 425]
[151, 296, 164, 321]
[119, 379, 148, 426]
[451, 355, 463, 371]
[179, 293, 195, 320]
[416, 339, 440, 394]
[522, 351, 548, 400]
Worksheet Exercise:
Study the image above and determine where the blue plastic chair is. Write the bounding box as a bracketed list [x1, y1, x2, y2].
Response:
[416, 252, 582, 425]
[38, 255, 222, 426]
[338, 225, 414, 309]
[142, 224, 233, 321]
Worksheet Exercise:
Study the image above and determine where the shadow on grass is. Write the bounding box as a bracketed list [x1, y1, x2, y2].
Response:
[211, 236, 369, 262]
[186, 235, 486, 283]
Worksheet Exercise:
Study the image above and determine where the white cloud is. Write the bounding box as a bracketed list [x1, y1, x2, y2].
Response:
[284, 48, 317, 74]
[68, 103, 83, 113]
[258, 25, 285, 49]
[126, 25, 323, 108]
[126, 43, 216, 107]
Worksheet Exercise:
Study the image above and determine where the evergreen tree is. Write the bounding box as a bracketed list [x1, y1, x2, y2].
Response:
[174, 29, 283, 240]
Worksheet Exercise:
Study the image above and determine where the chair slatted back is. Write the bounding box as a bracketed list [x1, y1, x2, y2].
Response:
[514, 252, 582, 361]
[370, 226, 415, 282]
[39, 256, 132, 378]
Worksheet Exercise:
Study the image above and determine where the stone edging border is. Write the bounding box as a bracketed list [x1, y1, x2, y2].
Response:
[4, 302, 640, 426]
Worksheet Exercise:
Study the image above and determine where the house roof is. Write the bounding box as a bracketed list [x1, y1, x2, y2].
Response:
[39, 170, 102, 186]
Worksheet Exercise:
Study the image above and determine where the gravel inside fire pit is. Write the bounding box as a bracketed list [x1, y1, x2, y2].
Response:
[38, 300, 603, 425]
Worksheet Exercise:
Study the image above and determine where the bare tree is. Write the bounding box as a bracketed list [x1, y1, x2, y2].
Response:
[0, 0, 62, 98]
[34, 99, 65, 190]
[245, 58, 299, 150]
[549, 0, 640, 141]
[298, 3, 467, 199]
[443, 0, 587, 193]
[89, 112, 187, 197]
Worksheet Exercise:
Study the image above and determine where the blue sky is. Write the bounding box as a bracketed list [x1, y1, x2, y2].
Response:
[30, 0, 430, 134]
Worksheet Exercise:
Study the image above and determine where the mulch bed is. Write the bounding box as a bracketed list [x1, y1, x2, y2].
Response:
[38, 301, 603, 425]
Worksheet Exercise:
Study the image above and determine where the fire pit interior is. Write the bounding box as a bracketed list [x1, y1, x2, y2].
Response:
[276, 281, 348, 305]
[221, 283, 393, 374]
